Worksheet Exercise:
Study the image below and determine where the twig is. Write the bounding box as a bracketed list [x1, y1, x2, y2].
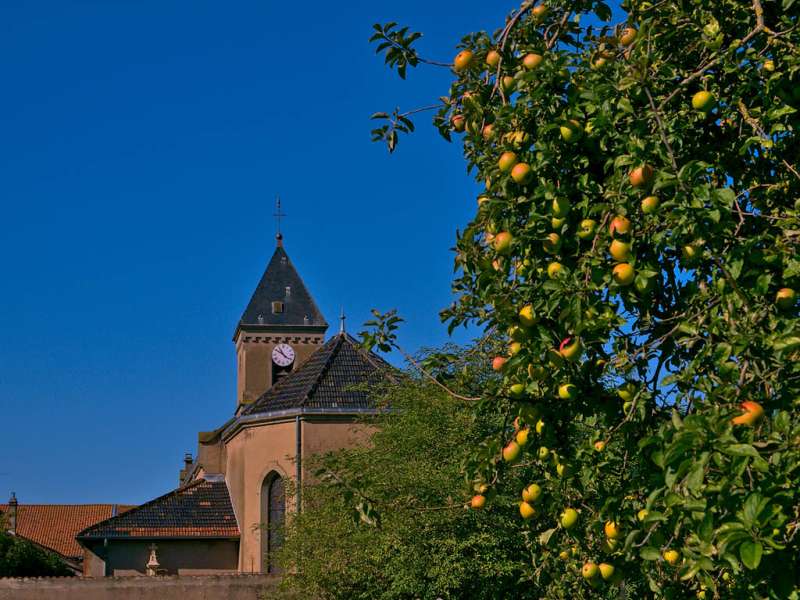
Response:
[392, 343, 481, 402]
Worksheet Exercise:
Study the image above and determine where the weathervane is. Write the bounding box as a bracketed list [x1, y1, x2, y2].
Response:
[274, 195, 287, 244]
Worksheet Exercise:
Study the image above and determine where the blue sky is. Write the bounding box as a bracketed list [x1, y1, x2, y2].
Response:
[0, 0, 515, 504]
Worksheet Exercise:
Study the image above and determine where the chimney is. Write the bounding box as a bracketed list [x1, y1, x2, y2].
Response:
[184, 453, 193, 469]
[7, 493, 17, 534]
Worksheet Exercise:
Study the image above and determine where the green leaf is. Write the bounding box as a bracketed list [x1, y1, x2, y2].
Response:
[640, 546, 661, 561]
[739, 540, 763, 570]
[722, 444, 759, 458]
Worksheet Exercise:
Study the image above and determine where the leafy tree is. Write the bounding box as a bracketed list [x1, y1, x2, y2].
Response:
[0, 530, 73, 577]
[362, 1, 800, 598]
[277, 351, 537, 600]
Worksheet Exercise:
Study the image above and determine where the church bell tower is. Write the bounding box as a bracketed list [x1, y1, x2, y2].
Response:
[233, 232, 328, 408]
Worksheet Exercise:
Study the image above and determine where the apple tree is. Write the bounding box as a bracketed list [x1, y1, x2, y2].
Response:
[365, 0, 800, 597]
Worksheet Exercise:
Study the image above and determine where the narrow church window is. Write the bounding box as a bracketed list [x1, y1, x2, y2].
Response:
[260, 472, 285, 574]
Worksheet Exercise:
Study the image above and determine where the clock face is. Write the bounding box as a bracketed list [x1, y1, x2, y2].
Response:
[272, 343, 295, 367]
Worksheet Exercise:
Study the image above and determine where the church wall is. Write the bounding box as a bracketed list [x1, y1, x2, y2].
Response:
[224, 421, 296, 573]
[81, 540, 239, 577]
[301, 419, 374, 462]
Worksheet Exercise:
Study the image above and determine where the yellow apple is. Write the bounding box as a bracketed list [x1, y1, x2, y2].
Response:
[471, 494, 486, 509]
[558, 383, 577, 400]
[522, 483, 542, 503]
[547, 262, 564, 279]
[519, 501, 537, 520]
[519, 304, 539, 327]
[523, 53, 543, 70]
[493, 231, 513, 255]
[503, 440, 521, 462]
[604, 521, 622, 539]
[560, 508, 579, 529]
[551, 197, 571, 218]
[692, 90, 716, 113]
[511, 162, 533, 184]
[454, 50, 474, 72]
[609, 239, 633, 262]
[612, 263, 635, 286]
[498, 151, 518, 172]
[486, 50, 501, 68]
[578, 219, 597, 239]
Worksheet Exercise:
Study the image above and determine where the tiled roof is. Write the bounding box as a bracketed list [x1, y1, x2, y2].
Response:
[236, 244, 327, 333]
[76, 478, 238, 540]
[242, 332, 396, 415]
[0, 504, 135, 559]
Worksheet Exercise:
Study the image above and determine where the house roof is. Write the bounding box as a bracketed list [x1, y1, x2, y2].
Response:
[235, 243, 327, 336]
[76, 478, 238, 541]
[242, 332, 395, 415]
[0, 503, 134, 559]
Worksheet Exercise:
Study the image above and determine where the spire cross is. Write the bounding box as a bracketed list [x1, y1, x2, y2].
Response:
[273, 195, 287, 242]
[340, 307, 346, 334]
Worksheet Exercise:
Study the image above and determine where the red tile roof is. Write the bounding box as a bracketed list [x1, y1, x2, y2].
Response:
[0, 504, 135, 559]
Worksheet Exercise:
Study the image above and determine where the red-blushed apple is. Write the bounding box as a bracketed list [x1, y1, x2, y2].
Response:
[612, 263, 635, 286]
[471, 494, 486, 509]
[609, 239, 632, 261]
[522, 483, 542, 503]
[511, 162, 533, 184]
[609, 215, 632, 237]
[731, 401, 764, 426]
[492, 356, 507, 371]
[594, 440, 606, 452]
[776, 287, 797, 310]
[451, 114, 466, 132]
[482, 123, 495, 140]
[503, 440, 521, 462]
[454, 50, 474, 72]
[559, 337, 583, 362]
[543, 232, 561, 254]
[493, 231, 513, 255]
[519, 501, 536, 520]
[582, 562, 599, 580]
[619, 27, 637, 46]
[629, 164, 654, 188]
[498, 151, 518, 172]
[604, 521, 622, 539]
[532, 4, 549, 21]
[641, 195, 660, 214]
[523, 53, 543, 70]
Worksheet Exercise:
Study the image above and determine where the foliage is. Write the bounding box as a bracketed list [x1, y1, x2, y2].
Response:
[361, 0, 800, 597]
[0, 529, 73, 577]
[277, 357, 540, 600]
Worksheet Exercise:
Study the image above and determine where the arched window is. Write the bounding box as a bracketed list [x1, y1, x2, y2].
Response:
[260, 472, 285, 574]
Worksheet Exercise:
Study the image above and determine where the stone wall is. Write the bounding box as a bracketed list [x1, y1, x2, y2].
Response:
[0, 574, 280, 600]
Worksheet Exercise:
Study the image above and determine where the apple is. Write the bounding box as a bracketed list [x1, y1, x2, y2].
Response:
[609, 215, 632, 237]
[522, 483, 542, 503]
[776, 287, 797, 310]
[482, 124, 495, 140]
[454, 50, 474, 72]
[528, 364, 546, 380]
[451, 114, 466, 132]
[618, 383, 636, 401]
[547, 262, 564, 279]
[582, 562, 599, 579]
[493, 231, 513, 255]
[619, 27, 638, 46]
[629, 164, 654, 188]
[543, 232, 562, 254]
[511, 162, 533, 184]
[637, 509, 649, 521]
[612, 263, 635, 286]
[692, 90, 716, 113]
[516, 428, 531, 446]
[578, 219, 597, 239]
[601, 538, 619, 553]
[551, 217, 566, 229]
[501, 75, 516, 94]
[558, 549, 570, 560]
[641, 195, 660, 214]
[731, 401, 764, 426]
[519, 501, 536, 520]
[552, 197, 571, 218]
[558, 383, 577, 400]
[682, 244, 700, 262]
[486, 50, 501, 68]
[662, 549, 681, 566]
[594, 440, 606, 452]
[560, 508, 579, 529]
[509, 383, 526, 399]
[503, 440, 521, 462]
[609, 239, 632, 262]
[559, 337, 583, 362]
[592, 55, 610, 69]
[556, 462, 568, 477]
[523, 53, 543, 70]
[560, 119, 583, 142]
[599, 563, 616, 580]
[509, 341, 522, 356]
[538, 446, 550, 460]
[519, 304, 539, 327]
[498, 151, 518, 172]
[763, 59, 775, 72]
[492, 356, 507, 371]
[471, 494, 486, 509]
[532, 4, 549, 21]
[604, 521, 622, 539]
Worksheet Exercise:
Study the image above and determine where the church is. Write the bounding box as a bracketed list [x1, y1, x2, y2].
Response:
[74, 232, 394, 576]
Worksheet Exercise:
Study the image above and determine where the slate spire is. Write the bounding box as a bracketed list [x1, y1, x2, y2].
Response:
[234, 239, 328, 338]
